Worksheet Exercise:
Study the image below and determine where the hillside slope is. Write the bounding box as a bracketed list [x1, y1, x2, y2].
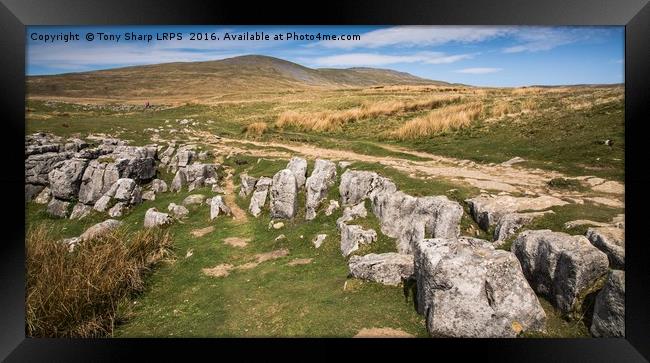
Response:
[27, 55, 445, 103]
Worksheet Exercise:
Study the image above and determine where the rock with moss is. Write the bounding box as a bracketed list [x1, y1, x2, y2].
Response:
[586, 227, 625, 269]
[271, 169, 298, 219]
[511, 229, 609, 314]
[348, 253, 414, 286]
[305, 159, 337, 220]
[591, 270, 625, 337]
[414, 237, 546, 337]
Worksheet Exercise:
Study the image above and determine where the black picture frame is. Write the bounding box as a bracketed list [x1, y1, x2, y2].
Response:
[2, 0, 648, 361]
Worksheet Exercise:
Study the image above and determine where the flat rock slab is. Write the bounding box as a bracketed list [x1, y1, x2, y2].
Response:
[202, 263, 234, 277]
[191, 226, 215, 238]
[348, 253, 414, 286]
[354, 328, 414, 338]
[223, 237, 250, 247]
[466, 194, 568, 231]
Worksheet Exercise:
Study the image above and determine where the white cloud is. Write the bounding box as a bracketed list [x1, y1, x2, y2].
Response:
[307, 51, 473, 67]
[501, 27, 609, 53]
[456, 67, 502, 74]
[314, 26, 510, 49]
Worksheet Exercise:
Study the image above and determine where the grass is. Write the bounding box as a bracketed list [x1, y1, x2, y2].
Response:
[26, 224, 173, 337]
[392, 102, 483, 139]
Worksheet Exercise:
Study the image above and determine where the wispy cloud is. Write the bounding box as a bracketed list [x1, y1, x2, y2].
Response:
[456, 67, 502, 74]
[501, 27, 608, 53]
[314, 26, 510, 49]
[306, 52, 473, 67]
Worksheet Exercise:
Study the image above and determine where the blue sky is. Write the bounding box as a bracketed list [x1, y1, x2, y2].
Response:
[26, 26, 624, 87]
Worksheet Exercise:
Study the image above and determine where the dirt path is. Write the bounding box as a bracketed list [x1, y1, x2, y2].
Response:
[194, 130, 623, 206]
[222, 168, 248, 222]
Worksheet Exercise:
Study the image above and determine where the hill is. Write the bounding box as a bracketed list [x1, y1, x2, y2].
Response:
[26, 55, 445, 104]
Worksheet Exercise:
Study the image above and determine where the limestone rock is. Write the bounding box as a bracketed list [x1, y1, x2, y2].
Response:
[79, 219, 122, 241]
[248, 177, 272, 217]
[105, 178, 142, 205]
[25, 152, 71, 186]
[339, 170, 396, 206]
[182, 194, 206, 206]
[312, 234, 327, 248]
[305, 159, 337, 220]
[511, 230, 609, 313]
[270, 169, 298, 219]
[151, 179, 168, 193]
[25, 184, 44, 202]
[168, 203, 189, 219]
[170, 169, 187, 192]
[108, 202, 126, 218]
[286, 157, 307, 189]
[348, 253, 414, 286]
[141, 190, 156, 201]
[70, 203, 92, 220]
[340, 224, 377, 257]
[466, 195, 568, 231]
[414, 237, 546, 337]
[77, 160, 121, 204]
[493, 211, 554, 245]
[48, 158, 88, 200]
[239, 174, 258, 198]
[586, 227, 625, 269]
[591, 270, 625, 337]
[47, 198, 71, 218]
[325, 200, 340, 216]
[210, 195, 231, 220]
[93, 195, 112, 212]
[34, 187, 52, 204]
[144, 208, 173, 228]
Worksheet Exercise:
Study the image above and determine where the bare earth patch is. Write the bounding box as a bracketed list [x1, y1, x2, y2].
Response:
[191, 226, 215, 238]
[202, 264, 234, 277]
[223, 237, 250, 248]
[354, 328, 414, 338]
[255, 248, 290, 263]
[287, 258, 313, 266]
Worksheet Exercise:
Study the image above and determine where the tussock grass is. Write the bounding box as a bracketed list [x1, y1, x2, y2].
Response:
[392, 102, 483, 139]
[276, 95, 461, 132]
[26, 225, 173, 337]
[491, 100, 519, 118]
[242, 121, 268, 137]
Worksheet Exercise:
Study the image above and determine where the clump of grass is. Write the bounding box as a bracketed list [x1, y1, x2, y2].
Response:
[490, 100, 518, 118]
[242, 122, 268, 137]
[392, 102, 483, 139]
[26, 225, 173, 337]
[547, 177, 582, 190]
[275, 95, 460, 132]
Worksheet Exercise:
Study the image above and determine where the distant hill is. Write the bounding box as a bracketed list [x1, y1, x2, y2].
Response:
[27, 55, 449, 103]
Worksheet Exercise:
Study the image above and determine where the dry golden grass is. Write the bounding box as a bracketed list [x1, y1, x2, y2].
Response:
[242, 121, 268, 137]
[392, 102, 483, 139]
[26, 225, 173, 337]
[490, 100, 519, 118]
[276, 95, 461, 132]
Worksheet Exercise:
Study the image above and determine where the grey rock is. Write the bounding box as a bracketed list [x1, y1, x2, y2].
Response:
[142, 190, 156, 201]
[151, 179, 168, 193]
[336, 201, 367, 228]
[168, 203, 189, 219]
[25, 184, 44, 202]
[182, 194, 206, 206]
[338, 161, 352, 170]
[211, 184, 224, 193]
[248, 177, 272, 217]
[286, 157, 307, 189]
[34, 187, 52, 204]
[70, 203, 92, 220]
[210, 195, 231, 220]
[586, 227, 625, 269]
[239, 174, 258, 197]
[159, 144, 176, 166]
[466, 195, 568, 231]
[144, 207, 173, 228]
[93, 195, 112, 212]
[170, 169, 187, 192]
[493, 211, 554, 245]
[105, 178, 142, 205]
[48, 158, 88, 200]
[312, 234, 327, 248]
[78, 160, 120, 204]
[25, 151, 72, 185]
[340, 224, 377, 257]
[79, 219, 122, 241]
[339, 170, 396, 206]
[591, 270, 625, 337]
[324, 200, 340, 216]
[414, 237, 546, 337]
[305, 159, 337, 220]
[270, 169, 298, 219]
[511, 230, 609, 313]
[108, 202, 126, 218]
[188, 176, 205, 191]
[47, 198, 71, 218]
[348, 253, 414, 286]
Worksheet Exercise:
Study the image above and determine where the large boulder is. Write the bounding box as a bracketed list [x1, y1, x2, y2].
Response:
[466, 194, 568, 231]
[79, 219, 123, 241]
[591, 270, 625, 337]
[151, 179, 168, 193]
[25, 151, 72, 185]
[305, 159, 337, 220]
[46, 198, 71, 218]
[270, 169, 298, 219]
[170, 169, 187, 192]
[110, 145, 158, 182]
[182, 194, 206, 206]
[493, 211, 553, 245]
[48, 158, 88, 200]
[248, 177, 272, 217]
[105, 178, 142, 205]
[78, 160, 121, 204]
[340, 224, 377, 257]
[348, 253, 414, 286]
[414, 237, 546, 337]
[286, 157, 307, 189]
[339, 170, 396, 206]
[144, 208, 173, 228]
[371, 192, 463, 254]
[70, 203, 92, 220]
[159, 144, 176, 166]
[93, 195, 112, 212]
[210, 195, 231, 220]
[586, 227, 625, 269]
[511, 230, 609, 313]
[239, 174, 258, 198]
